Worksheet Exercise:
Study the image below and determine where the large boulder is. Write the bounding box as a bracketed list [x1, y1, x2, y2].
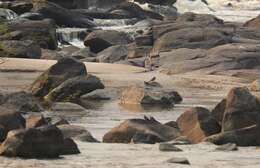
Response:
[103, 117, 181, 143]
[32, 1, 96, 28]
[120, 85, 182, 106]
[222, 87, 260, 132]
[44, 75, 105, 103]
[159, 43, 260, 75]
[0, 19, 57, 50]
[30, 57, 87, 98]
[0, 125, 80, 158]
[84, 30, 131, 53]
[97, 45, 128, 63]
[0, 40, 41, 59]
[153, 27, 232, 52]
[177, 107, 221, 143]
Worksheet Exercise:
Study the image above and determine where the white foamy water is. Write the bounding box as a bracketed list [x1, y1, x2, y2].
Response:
[174, 0, 260, 22]
[56, 28, 89, 48]
[0, 8, 18, 20]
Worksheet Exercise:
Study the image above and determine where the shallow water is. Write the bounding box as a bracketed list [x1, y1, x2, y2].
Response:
[0, 69, 258, 167]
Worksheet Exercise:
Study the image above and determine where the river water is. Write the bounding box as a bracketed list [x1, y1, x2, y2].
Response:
[1, 70, 260, 168]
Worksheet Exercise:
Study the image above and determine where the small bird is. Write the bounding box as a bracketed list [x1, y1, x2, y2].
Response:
[149, 77, 156, 82]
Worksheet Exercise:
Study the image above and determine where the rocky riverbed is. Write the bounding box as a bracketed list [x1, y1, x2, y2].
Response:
[0, 0, 260, 167]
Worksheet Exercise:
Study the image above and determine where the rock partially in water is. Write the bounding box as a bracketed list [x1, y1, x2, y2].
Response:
[222, 87, 260, 132]
[159, 43, 260, 75]
[44, 75, 104, 103]
[0, 107, 25, 141]
[103, 117, 181, 143]
[84, 30, 131, 53]
[57, 124, 99, 143]
[120, 85, 182, 106]
[0, 40, 41, 59]
[30, 57, 87, 98]
[159, 143, 183, 152]
[177, 107, 221, 143]
[0, 125, 80, 158]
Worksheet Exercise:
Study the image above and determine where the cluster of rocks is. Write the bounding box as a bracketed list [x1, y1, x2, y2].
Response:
[0, 107, 80, 158]
[0, 57, 104, 158]
[0, 0, 260, 79]
[102, 87, 260, 147]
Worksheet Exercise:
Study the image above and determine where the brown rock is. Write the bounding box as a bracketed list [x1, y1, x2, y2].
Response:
[103, 117, 180, 143]
[177, 107, 221, 143]
[222, 87, 260, 132]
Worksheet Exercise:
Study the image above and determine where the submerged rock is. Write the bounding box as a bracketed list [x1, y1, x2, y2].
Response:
[0, 125, 80, 158]
[103, 117, 180, 143]
[177, 107, 221, 143]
